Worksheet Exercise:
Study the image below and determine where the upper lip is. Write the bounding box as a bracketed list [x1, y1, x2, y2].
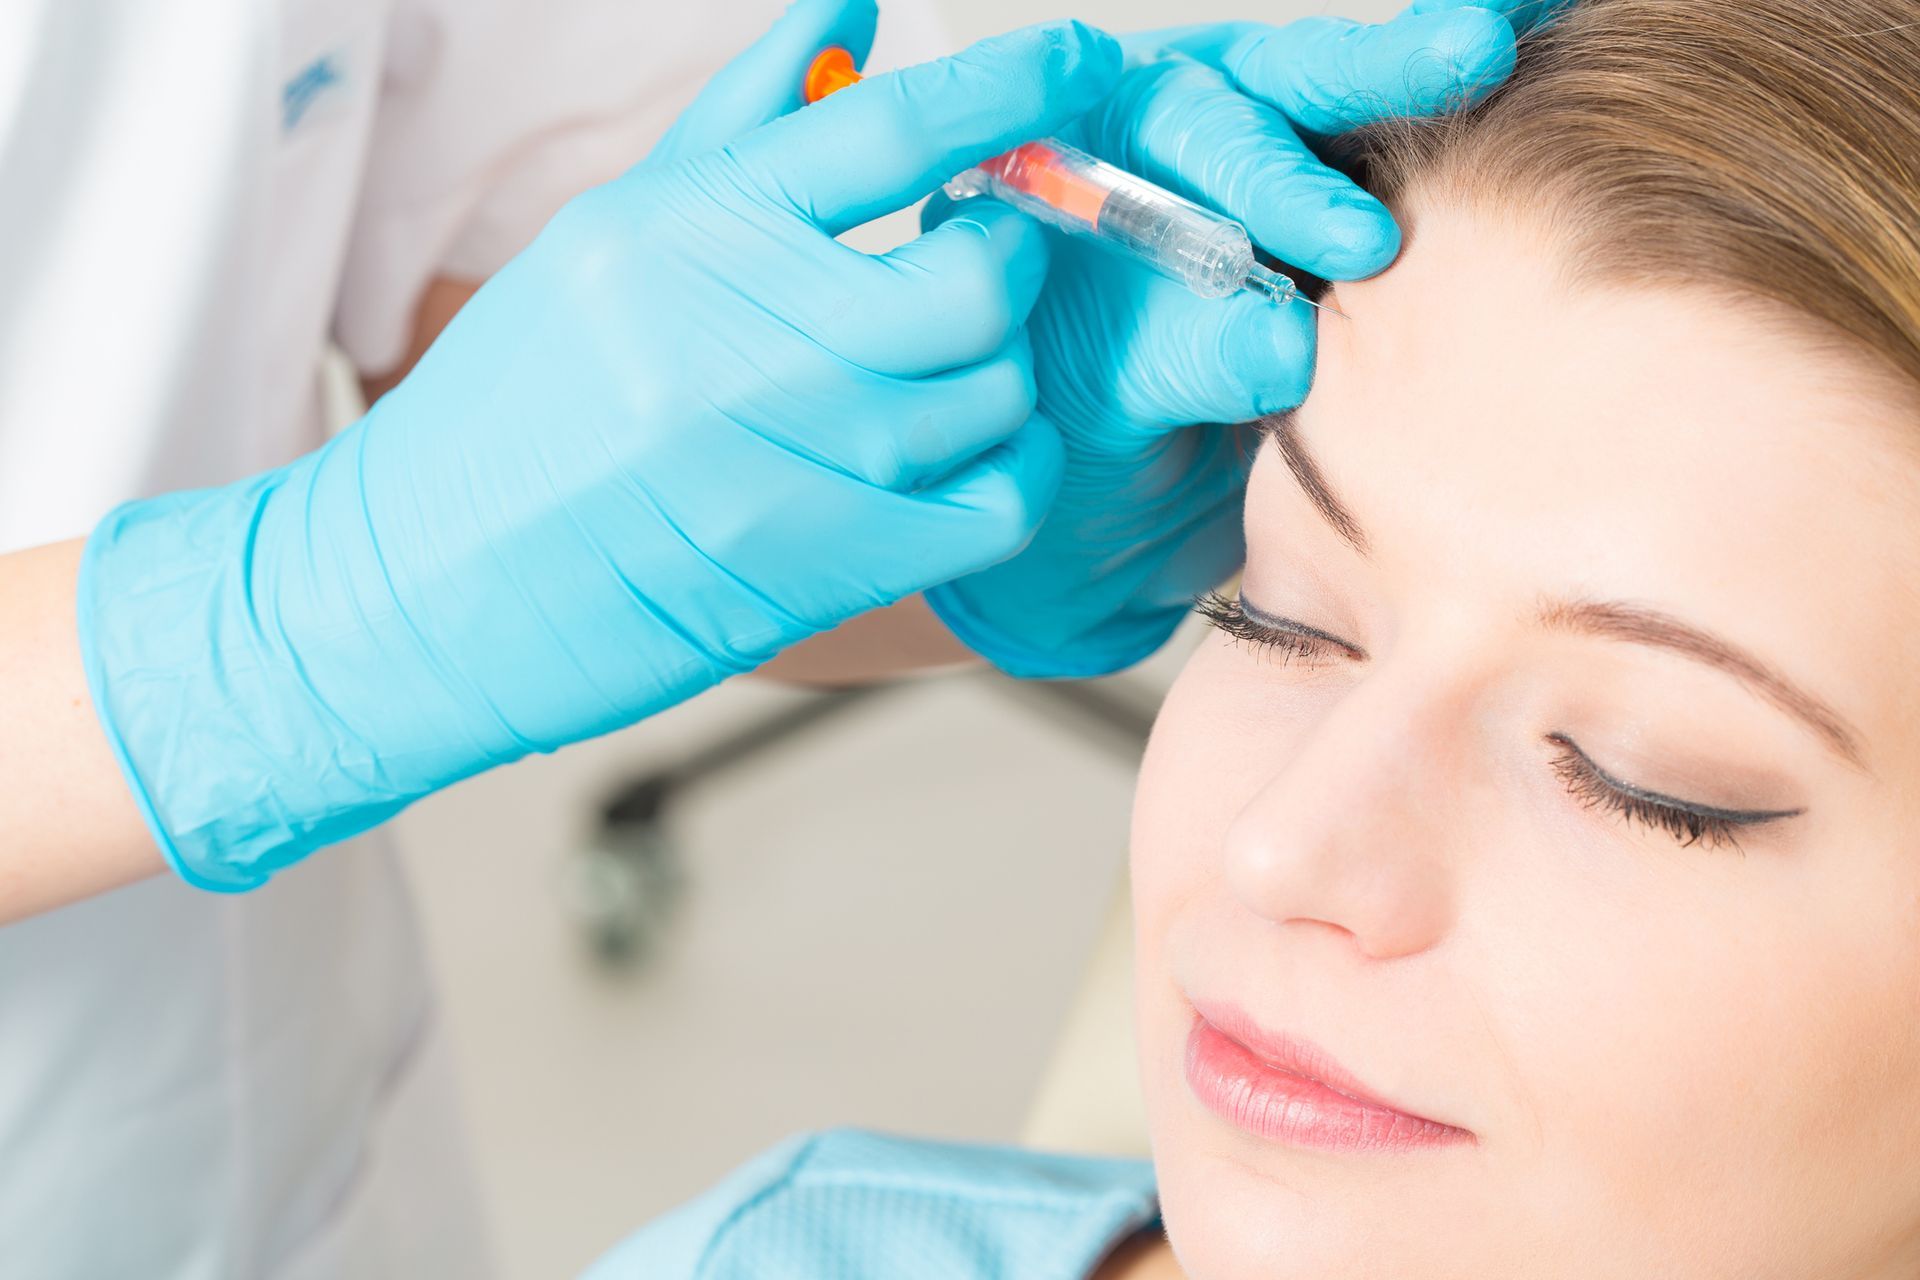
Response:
[1189, 997, 1468, 1132]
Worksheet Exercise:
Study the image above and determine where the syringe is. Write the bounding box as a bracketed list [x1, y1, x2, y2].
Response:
[803, 48, 1329, 310]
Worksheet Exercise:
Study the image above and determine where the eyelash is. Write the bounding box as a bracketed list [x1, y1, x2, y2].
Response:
[1195, 593, 1798, 854]
[1194, 591, 1342, 665]
[1546, 735, 1799, 854]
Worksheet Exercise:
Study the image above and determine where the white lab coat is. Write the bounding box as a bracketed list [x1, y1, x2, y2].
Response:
[0, 1, 940, 1275]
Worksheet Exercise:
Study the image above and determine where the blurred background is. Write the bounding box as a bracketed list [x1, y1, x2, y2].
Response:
[392, 0, 1403, 1275]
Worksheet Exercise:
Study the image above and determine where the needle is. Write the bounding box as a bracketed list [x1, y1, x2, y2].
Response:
[1245, 263, 1349, 317]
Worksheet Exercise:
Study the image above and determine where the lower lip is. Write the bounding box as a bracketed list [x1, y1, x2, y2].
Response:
[1183, 1013, 1473, 1154]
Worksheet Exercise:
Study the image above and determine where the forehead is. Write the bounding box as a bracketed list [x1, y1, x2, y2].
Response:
[1316, 211, 1906, 487]
[1266, 206, 1920, 737]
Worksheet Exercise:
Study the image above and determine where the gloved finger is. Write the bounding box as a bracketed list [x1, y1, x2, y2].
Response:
[1076, 58, 1399, 281]
[1159, 9, 1517, 135]
[874, 335, 1037, 492]
[841, 200, 1048, 375]
[892, 412, 1066, 588]
[1033, 243, 1316, 440]
[1129, 284, 1317, 432]
[727, 20, 1122, 235]
[645, 0, 879, 170]
[1408, 0, 1579, 37]
[1119, 23, 1262, 67]
[750, 334, 1034, 491]
[1140, 468, 1251, 605]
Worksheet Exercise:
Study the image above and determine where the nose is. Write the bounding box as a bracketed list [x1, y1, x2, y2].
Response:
[1222, 673, 1462, 960]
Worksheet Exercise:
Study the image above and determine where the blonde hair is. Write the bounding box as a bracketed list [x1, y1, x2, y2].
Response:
[1338, 0, 1920, 390]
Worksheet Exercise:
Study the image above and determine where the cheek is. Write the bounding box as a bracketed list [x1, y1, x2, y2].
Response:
[1128, 644, 1265, 1111]
[1475, 819, 1920, 1266]
[1129, 641, 1281, 944]
[1129, 646, 1302, 1274]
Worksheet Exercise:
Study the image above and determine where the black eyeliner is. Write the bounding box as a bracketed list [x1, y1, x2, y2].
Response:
[1237, 594, 1369, 661]
[1547, 734, 1804, 826]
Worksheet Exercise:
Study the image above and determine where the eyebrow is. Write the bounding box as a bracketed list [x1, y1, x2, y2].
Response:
[1262, 409, 1370, 555]
[1538, 601, 1865, 767]
[1258, 409, 1867, 768]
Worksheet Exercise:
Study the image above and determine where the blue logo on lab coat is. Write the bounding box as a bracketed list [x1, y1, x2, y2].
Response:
[282, 54, 342, 131]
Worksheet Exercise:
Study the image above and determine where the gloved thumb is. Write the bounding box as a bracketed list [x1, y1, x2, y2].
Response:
[643, 0, 879, 171]
[726, 20, 1123, 235]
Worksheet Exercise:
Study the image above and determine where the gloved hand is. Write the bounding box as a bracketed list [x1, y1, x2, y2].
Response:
[923, 1, 1565, 678]
[76, 6, 1122, 891]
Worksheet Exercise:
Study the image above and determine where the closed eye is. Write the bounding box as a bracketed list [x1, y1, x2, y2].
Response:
[1548, 734, 1804, 853]
[1195, 591, 1366, 665]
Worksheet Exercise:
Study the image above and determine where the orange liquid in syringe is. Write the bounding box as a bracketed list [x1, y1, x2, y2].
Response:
[977, 143, 1112, 229]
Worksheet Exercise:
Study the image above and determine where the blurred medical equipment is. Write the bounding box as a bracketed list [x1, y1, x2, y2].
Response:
[564, 673, 1157, 965]
[804, 48, 1332, 311]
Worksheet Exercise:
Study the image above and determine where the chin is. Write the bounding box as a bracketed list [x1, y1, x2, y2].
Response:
[1153, 1151, 1370, 1280]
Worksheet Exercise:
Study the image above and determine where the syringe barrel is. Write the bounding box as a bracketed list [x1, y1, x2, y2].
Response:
[943, 138, 1257, 299]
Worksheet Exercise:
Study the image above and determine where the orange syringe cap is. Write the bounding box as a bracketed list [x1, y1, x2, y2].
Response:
[804, 46, 863, 104]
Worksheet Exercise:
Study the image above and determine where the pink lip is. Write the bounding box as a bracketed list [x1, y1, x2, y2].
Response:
[1183, 1001, 1474, 1154]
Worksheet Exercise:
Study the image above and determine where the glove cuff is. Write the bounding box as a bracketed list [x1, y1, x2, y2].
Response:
[76, 450, 508, 891]
[78, 476, 339, 891]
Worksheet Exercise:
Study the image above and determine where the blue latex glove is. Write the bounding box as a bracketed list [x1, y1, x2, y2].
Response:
[76, 7, 1123, 891]
[923, 3, 1560, 678]
[1412, 0, 1579, 29]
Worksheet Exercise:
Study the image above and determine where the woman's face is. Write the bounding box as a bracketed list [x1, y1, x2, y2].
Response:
[1131, 206, 1920, 1279]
